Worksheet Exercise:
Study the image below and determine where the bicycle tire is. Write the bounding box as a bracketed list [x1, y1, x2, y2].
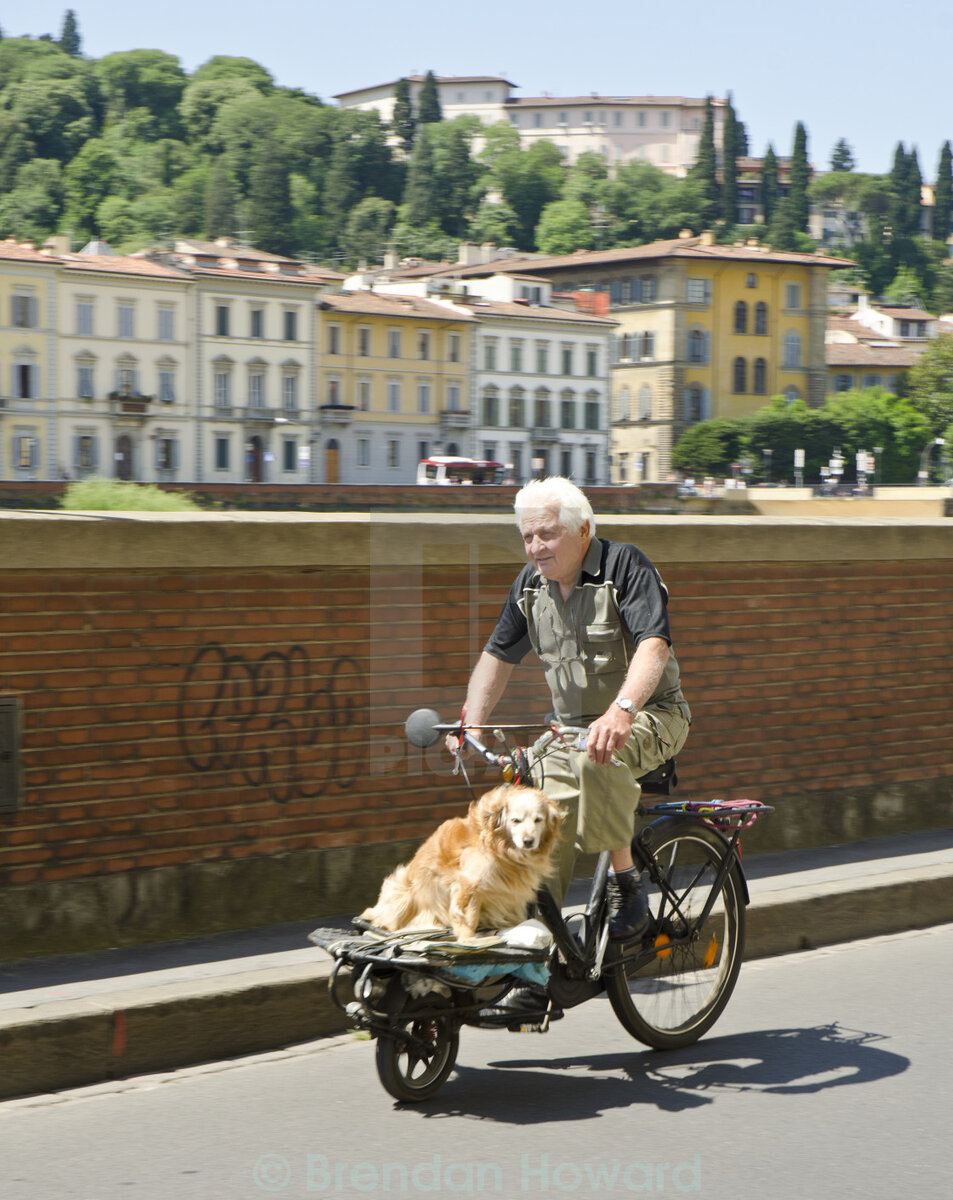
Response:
[605, 821, 746, 1049]
[375, 1015, 459, 1102]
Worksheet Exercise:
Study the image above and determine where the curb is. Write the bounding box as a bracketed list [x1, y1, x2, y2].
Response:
[2, 858, 953, 1101]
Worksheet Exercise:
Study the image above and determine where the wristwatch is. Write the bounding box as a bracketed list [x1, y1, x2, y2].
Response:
[614, 697, 636, 715]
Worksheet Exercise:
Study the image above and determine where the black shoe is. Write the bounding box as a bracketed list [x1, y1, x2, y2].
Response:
[608, 870, 650, 940]
[478, 985, 563, 1028]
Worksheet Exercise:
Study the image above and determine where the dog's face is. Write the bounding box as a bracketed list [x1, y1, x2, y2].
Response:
[476, 785, 563, 856]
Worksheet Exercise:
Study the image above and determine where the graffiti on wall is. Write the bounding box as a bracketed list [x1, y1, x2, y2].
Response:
[177, 642, 366, 803]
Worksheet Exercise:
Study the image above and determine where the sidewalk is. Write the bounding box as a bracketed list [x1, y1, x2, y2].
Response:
[2, 829, 952, 1101]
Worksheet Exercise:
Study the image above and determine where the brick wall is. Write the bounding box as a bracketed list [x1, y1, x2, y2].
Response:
[1, 512, 951, 957]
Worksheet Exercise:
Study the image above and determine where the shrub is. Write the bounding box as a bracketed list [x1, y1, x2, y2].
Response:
[61, 477, 201, 511]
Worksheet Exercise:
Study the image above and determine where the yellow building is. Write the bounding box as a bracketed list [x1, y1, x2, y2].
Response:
[0, 241, 57, 480]
[317, 292, 473, 483]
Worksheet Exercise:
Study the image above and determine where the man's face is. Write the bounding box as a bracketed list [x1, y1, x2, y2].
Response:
[520, 507, 590, 589]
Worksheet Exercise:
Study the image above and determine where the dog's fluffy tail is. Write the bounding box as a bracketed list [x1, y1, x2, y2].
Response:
[359, 864, 425, 932]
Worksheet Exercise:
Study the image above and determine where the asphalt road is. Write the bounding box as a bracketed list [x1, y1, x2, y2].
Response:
[3, 925, 951, 1200]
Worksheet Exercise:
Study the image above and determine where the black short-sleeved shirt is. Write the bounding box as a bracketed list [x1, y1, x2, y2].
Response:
[484, 537, 686, 724]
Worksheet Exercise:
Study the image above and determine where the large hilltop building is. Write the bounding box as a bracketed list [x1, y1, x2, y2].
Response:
[333, 75, 724, 176]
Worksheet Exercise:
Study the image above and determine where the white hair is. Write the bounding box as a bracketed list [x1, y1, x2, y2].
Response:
[513, 476, 596, 537]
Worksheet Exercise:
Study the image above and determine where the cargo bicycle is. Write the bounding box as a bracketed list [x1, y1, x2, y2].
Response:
[309, 709, 772, 1102]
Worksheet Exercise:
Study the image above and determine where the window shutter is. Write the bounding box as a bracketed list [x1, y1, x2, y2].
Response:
[91, 437, 99, 471]
[73, 435, 82, 469]
[703, 389, 711, 420]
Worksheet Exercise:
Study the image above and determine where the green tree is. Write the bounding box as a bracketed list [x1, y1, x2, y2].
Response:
[824, 388, 928, 483]
[787, 121, 810, 232]
[93, 50, 186, 139]
[690, 96, 719, 226]
[0, 157, 64, 241]
[883, 265, 926, 307]
[205, 156, 236, 237]
[400, 124, 440, 226]
[4, 76, 95, 161]
[321, 132, 360, 251]
[59, 9, 81, 57]
[62, 139, 120, 236]
[721, 93, 740, 226]
[830, 138, 855, 172]
[671, 418, 747, 477]
[392, 77, 415, 152]
[760, 144, 779, 227]
[246, 139, 295, 255]
[903, 332, 953, 434]
[416, 70, 442, 125]
[430, 117, 482, 236]
[486, 136, 565, 249]
[343, 196, 395, 263]
[934, 141, 953, 243]
[535, 197, 594, 254]
[606, 160, 703, 243]
[0, 112, 33, 191]
[191, 55, 274, 91]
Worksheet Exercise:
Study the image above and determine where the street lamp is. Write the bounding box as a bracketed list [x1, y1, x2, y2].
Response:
[873, 445, 883, 489]
[917, 437, 945, 486]
[762, 447, 773, 484]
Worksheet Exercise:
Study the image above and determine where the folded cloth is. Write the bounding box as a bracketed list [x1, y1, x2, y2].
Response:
[445, 960, 550, 987]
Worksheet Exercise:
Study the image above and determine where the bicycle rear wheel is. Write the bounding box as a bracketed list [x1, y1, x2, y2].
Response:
[375, 1015, 459, 1102]
[605, 821, 745, 1049]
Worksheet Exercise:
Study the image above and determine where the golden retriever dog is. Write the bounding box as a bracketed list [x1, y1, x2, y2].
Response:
[359, 785, 563, 942]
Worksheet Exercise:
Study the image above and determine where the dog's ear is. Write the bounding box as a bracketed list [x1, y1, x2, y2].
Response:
[477, 786, 508, 832]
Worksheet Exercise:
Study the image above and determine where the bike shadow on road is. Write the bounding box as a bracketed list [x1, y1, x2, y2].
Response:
[400, 1023, 910, 1120]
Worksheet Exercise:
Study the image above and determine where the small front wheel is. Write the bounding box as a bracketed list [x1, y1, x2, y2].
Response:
[605, 821, 746, 1049]
[375, 1016, 460, 1102]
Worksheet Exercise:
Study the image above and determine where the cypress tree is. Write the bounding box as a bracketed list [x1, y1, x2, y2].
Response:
[721, 93, 739, 225]
[401, 124, 439, 225]
[417, 70, 442, 125]
[830, 138, 855, 172]
[205, 157, 236, 239]
[905, 147, 923, 238]
[392, 78, 416, 153]
[934, 141, 953, 243]
[691, 96, 720, 226]
[59, 10, 82, 56]
[788, 122, 810, 233]
[760, 144, 779, 227]
[247, 141, 295, 256]
[889, 142, 910, 238]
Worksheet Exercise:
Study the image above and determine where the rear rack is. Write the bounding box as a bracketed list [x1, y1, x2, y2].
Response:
[641, 798, 773, 831]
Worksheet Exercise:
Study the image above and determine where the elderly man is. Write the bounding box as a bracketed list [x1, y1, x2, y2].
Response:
[455, 477, 691, 957]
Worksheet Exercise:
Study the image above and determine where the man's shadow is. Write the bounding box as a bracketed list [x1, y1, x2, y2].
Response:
[399, 1023, 909, 1121]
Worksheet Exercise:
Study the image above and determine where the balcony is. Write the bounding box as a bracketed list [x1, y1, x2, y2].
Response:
[319, 404, 356, 425]
[242, 406, 276, 424]
[109, 391, 153, 417]
[530, 426, 560, 444]
[440, 408, 471, 432]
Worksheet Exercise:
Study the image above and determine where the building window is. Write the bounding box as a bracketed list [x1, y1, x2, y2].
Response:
[417, 381, 431, 414]
[356, 377, 370, 411]
[834, 373, 853, 392]
[76, 300, 93, 336]
[734, 301, 748, 334]
[686, 384, 704, 422]
[509, 389, 525, 426]
[785, 283, 802, 310]
[14, 433, 39, 470]
[510, 340, 524, 372]
[633, 275, 657, 303]
[74, 433, 98, 473]
[418, 331, 430, 360]
[609, 280, 623, 306]
[482, 388, 500, 426]
[12, 293, 38, 328]
[388, 328, 401, 358]
[561, 396, 576, 429]
[561, 448, 573, 477]
[156, 437, 178, 472]
[616, 387, 630, 421]
[284, 310, 298, 341]
[358, 326, 371, 356]
[561, 345, 573, 375]
[755, 302, 768, 336]
[387, 379, 401, 413]
[282, 440, 297, 472]
[687, 278, 711, 304]
[327, 378, 340, 406]
[386, 439, 399, 468]
[863, 373, 883, 389]
[484, 338, 497, 370]
[448, 332, 460, 363]
[534, 391, 551, 428]
[118, 303, 135, 338]
[77, 364, 95, 399]
[533, 342, 548, 374]
[214, 304, 229, 337]
[250, 309, 264, 339]
[249, 371, 265, 408]
[357, 438, 370, 467]
[159, 370, 176, 404]
[158, 308, 175, 342]
[640, 332, 655, 360]
[115, 364, 138, 395]
[327, 324, 341, 354]
[783, 331, 802, 368]
[446, 382, 461, 412]
[282, 373, 298, 411]
[639, 386, 652, 420]
[214, 371, 231, 407]
[585, 451, 597, 485]
[688, 328, 708, 363]
[753, 358, 767, 395]
[746, 273, 758, 289]
[215, 436, 229, 470]
[733, 357, 747, 393]
[586, 346, 598, 377]
[584, 399, 600, 430]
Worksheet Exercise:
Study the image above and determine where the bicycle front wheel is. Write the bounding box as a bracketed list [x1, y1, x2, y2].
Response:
[605, 821, 746, 1049]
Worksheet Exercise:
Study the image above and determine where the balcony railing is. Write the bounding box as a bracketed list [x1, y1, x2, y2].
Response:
[440, 408, 471, 430]
[319, 404, 356, 425]
[530, 425, 560, 443]
[109, 391, 153, 415]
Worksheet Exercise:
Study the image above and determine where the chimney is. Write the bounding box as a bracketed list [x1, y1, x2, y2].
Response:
[481, 242, 499, 264]
[43, 235, 72, 255]
[700, 230, 715, 246]
[383, 249, 399, 271]
[458, 241, 481, 266]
